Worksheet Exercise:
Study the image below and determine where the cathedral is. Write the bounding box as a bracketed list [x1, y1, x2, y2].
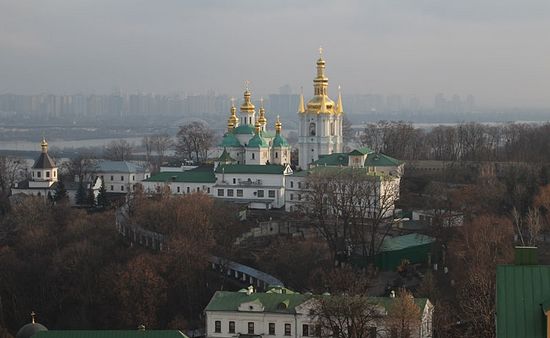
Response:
[217, 50, 343, 170]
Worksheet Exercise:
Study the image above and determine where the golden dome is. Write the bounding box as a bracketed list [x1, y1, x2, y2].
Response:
[40, 137, 48, 153]
[257, 98, 267, 125]
[305, 51, 334, 114]
[254, 120, 261, 133]
[275, 115, 282, 134]
[240, 88, 255, 113]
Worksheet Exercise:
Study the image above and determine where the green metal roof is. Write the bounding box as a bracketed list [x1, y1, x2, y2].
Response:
[215, 164, 288, 175]
[380, 233, 435, 252]
[315, 153, 349, 166]
[272, 134, 289, 148]
[349, 146, 373, 156]
[143, 168, 216, 183]
[205, 291, 429, 319]
[234, 124, 255, 135]
[365, 153, 402, 167]
[218, 148, 236, 163]
[247, 134, 269, 148]
[34, 331, 188, 338]
[260, 130, 275, 138]
[219, 133, 242, 147]
[205, 290, 311, 314]
[496, 265, 550, 338]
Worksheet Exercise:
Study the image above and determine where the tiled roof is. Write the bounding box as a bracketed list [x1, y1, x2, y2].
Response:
[496, 264, 550, 338]
[96, 160, 147, 173]
[34, 331, 188, 338]
[215, 164, 288, 175]
[32, 153, 56, 169]
[144, 167, 216, 183]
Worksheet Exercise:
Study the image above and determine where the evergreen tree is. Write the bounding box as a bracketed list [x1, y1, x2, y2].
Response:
[53, 178, 68, 202]
[87, 187, 96, 207]
[97, 180, 109, 207]
[76, 181, 86, 205]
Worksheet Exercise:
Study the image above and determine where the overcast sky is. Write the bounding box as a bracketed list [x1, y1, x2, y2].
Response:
[1, 0, 549, 108]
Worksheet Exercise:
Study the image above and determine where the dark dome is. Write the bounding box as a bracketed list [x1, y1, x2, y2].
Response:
[16, 322, 48, 338]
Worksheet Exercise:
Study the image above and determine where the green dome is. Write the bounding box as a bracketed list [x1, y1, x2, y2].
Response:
[234, 124, 255, 135]
[219, 133, 242, 147]
[247, 134, 269, 148]
[16, 323, 48, 338]
[272, 134, 289, 148]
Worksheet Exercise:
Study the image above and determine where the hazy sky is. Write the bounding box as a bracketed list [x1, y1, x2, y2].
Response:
[1, 0, 549, 107]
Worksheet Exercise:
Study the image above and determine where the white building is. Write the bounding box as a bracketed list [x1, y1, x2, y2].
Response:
[92, 160, 150, 194]
[205, 287, 433, 338]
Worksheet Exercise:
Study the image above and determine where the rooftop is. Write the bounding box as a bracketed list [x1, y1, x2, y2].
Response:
[215, 164, 289, 175]
[32, 152, 56, 169]
[33, 331, 188, 338]
[96, 160, 147, 173]
[380, 233, 436, 252]
[144, 166, 216, 183]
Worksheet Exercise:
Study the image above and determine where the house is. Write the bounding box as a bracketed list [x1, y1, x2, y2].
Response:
[205, 287, 433, 338]
[412, 209, 463, 227]
[496, 247, 550, 338]
[92, 160, 150, 194]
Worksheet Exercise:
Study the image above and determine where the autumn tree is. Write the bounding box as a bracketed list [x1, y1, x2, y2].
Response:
[384, 289, 422, 338]
[104, 139, 133, 161]
[175, 122, 213, 163]
[448, 214, 513, 337]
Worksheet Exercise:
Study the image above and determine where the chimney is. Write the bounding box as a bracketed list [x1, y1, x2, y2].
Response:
[246, 285, 254, 295]
[515, 246, 538, 265]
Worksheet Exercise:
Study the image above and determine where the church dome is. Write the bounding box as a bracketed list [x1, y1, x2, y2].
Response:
[16, 322, 48, 338]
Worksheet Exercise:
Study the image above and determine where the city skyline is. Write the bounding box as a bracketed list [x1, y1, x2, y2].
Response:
[1, 1, 549, 108]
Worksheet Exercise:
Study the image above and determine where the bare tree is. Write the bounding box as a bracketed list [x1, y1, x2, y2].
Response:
[175, 122, 213, 163]
[104, 139, 133, 161]
[61, 154, 97, 182]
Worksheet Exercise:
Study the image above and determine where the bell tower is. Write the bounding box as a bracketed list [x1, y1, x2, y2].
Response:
[298, 49, 343, 169]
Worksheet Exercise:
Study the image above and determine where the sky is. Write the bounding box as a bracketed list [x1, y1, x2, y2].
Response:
[1, 0, 549, 108]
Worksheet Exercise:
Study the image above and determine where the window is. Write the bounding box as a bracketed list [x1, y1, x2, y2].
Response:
[248, 322, 254, 334]
[177, 186, 180, 193]
[309, 122, 316, 136]
[269, 323, 275, 335]
[110, 185, 114, 191]
[111, 175, 114, 181]
[227, 189, 234, 197]
[257, 190, 264, 198]
[217, 189, 224, 197]
[187, 187, 190, 193]
[214, 321, 221, 333]
[53, 171, 56, 177]
[132, 175, 135, 181]
[237, 189, 243, 197]
[121, 185, 124, 191]
[275, 152, 278, 158]
[233, 178, 236, 184]
[290, 181, 294, 188]
[284, 324, 291, 336]
[197, 187, 200, 192]
[208, 188, 211, 193]
[121, 176, 124, 181]
[229, 321, 235, 334]
[37, 171, 41, 178]
[303, 324, 309, 336]
[46, 171, 50, 178]
[290, 193, 294, 200]
[268, 190, 275, 198]
[298, 194, 302, 201]
[252, 153, 255, 160]
[298, 182, 302, 188]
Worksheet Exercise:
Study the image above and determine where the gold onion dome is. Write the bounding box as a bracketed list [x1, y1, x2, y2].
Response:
[275, 115, 282, 134]
[240, 86, 255, 113]
[254, 120, 261, 133]
[257, 98, 267, 125]
[40, 137, 48, 153]
[306, 49, 334, 114]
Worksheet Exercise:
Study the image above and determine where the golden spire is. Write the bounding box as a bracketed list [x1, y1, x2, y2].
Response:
[257, 97, 267, 127]
[298, 87, 305, 113]
[306, 50, 334, 114]
[240, 80, 255, 115]
[40, 137, 48, 153]
[31, 311, 36, 324]
[254, 120, 261, 134]
[335, 85, 344, 114]
[228, 98, 238, 130]
[275, 115, 282, 134]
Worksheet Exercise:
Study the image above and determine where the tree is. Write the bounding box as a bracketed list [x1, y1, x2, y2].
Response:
[97, 180, 109, 207]
[175, 122, 213, 163]
[0, 156, 24, 214]
[86, 187, 96, 207]
[61, 155, 97, 182]
[104, 139, 133, 161]
[75, 182, 86, 205]
[385, 289, 421, 338]
[53, 178, 68, 203]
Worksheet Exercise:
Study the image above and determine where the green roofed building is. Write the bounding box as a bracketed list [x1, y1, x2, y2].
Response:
[496, 247, 550, 338]
[205, 287, 433, 338]
[373, 233, 435, 270]
[33, 331, 188, 338]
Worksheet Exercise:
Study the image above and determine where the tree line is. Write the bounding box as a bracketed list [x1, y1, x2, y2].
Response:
[358, 120, 550, 163]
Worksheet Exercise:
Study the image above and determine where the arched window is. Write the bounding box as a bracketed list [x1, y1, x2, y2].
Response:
[252, 153, 255, 160]
[275, 152, 278, 158]
[309, 122, 316, 136]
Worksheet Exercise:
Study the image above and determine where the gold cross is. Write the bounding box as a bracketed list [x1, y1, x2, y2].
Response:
[245, 80, 250, 91]
[319, 46, 323, 56]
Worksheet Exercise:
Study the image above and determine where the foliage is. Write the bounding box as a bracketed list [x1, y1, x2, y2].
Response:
[75, 181, 86, 205]
[175, 122, 213, 163]
[96, 180, 109, 207]
[104, 139, 133, 161]
[53, 178, 68, 203]
[385, 289, 421, 338]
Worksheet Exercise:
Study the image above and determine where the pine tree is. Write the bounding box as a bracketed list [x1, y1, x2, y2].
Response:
[87, 187, 96, 207]
[76, 181, 86, 205]
[97, 180, 109, 207]
[53, 178, 68, 202]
